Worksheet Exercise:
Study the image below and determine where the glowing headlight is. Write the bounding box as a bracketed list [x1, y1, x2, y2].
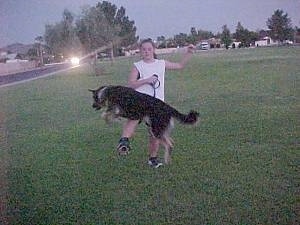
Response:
[70, 57, 80, 65]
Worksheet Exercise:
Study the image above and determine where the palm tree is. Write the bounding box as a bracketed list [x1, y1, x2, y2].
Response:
[35, 36, 44, 66]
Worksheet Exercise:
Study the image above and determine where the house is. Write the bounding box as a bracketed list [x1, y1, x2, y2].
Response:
[294, 29, 300, 44]
[196, 38, 221, 50]
[0, 52, 24, 63]
[231, 41, 242, 48]
[207, 38, 221, 48]
[255, 36, 278, 47]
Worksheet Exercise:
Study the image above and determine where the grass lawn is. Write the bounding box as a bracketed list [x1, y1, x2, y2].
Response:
[0, 47, 299, 224]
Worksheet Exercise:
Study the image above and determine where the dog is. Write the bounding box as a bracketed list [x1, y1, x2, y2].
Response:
[89, 85, 199, 164]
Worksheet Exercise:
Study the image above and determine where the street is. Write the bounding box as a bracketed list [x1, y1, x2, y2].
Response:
[0, 63, 73, 87]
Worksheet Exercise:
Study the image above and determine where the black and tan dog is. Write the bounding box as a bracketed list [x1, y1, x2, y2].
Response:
[89, 85, 199, 163]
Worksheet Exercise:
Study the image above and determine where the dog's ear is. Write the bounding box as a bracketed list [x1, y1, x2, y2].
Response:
[89, 86, 108, 92]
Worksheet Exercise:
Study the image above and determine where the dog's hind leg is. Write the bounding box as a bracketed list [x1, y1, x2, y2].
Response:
[149, 116, 175, 164]
[162, 118, 175, 164]
[161, 135, 174, 164]
[164, 145, 171, 164]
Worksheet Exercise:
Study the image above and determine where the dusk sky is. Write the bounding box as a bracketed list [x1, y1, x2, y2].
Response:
[1, 0, 299, 47]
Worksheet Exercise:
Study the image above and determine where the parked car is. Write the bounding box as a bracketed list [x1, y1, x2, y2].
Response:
[198, 42, 209, 50]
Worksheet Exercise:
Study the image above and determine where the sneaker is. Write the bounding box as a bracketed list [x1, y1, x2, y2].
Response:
[148, 157, 163, 168]
[117, 137, 131, 155]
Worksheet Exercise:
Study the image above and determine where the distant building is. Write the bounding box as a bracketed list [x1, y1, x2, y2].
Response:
[196, 38, 221, 50]
[231, 41, 242, 48]
[0, 52, 23, 63]
[295, 30, 300, 44]
[255, 36, 278, 47]
[207, 38, 221, 48]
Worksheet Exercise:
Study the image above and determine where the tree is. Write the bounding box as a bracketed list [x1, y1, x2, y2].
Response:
[61, 9, 81, 56]
[27, 48, 37, 58]
[44, 9, 81, 61]
[34, 36, 44, 65]
[191, 27, 197, 37]
[76, 4, 119, 57]
[258, 29, 269, 39]
[233, 22, 258, 47]
[166, 38, 176, 48]
[174, 33, 188, 47]
[295, 26, 300, 43]
[234, 22, 248, 46]
[188, 27, 198, 44]
[76, 1, 138, 58]
[114, 5, 138, 47]
[267, 9, 294, 42]
[157, 36, 167, 48]
[197, 29, 214, 40]
[44, 3, 137, 62]
[221, 25, 232, 49]
[249, 31, 259, 46]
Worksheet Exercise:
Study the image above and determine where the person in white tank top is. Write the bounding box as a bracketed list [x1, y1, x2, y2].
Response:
[118, 38, 195, 168]
[134, 59, 165, 101]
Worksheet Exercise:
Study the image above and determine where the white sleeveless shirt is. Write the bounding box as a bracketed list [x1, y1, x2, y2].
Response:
[134, 59, 166, 101]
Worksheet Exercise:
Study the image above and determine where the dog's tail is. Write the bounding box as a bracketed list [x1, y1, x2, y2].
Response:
[173, 110, 199, 125]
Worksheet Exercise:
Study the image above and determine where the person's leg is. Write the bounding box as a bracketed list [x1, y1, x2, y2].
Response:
[122, 119, 139, 138]
[117, 119, 139, 154]
[148, 136, 160, 158]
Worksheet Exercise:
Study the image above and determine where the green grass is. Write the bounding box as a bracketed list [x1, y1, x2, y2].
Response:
[0, 47, 299, 225]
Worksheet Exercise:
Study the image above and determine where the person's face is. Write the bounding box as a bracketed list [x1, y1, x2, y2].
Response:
[140, 42, 155, 61]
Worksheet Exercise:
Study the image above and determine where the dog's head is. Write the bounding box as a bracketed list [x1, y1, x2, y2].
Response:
[89, 86, 108, 110]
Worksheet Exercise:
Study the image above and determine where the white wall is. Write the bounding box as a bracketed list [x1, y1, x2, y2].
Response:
[0, 61, 36, 76]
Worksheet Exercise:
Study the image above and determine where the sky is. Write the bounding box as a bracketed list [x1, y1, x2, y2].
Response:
[1, 0, 300, 47]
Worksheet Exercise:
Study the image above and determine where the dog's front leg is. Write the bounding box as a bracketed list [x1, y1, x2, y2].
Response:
[101, 110, 112, 123]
